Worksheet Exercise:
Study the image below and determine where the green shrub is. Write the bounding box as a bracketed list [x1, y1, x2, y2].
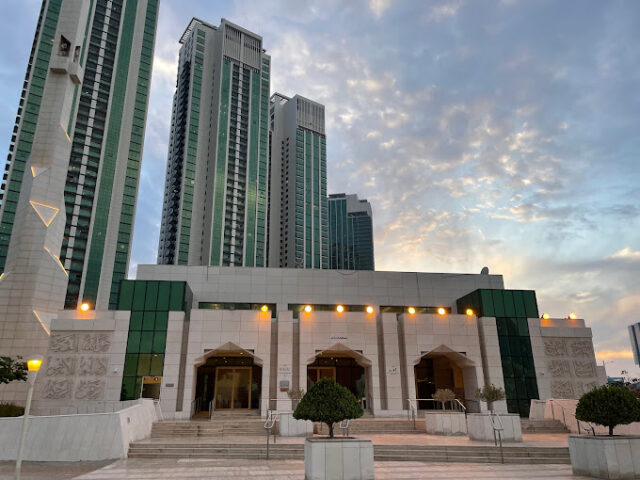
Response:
[0, 403, 24, 417]
[293, 379, 364, 437]
[433, 388, 456, 409]
[575, 385, 640, 436]
[475, 384, 505, 411]
[0, 356, 27, 384]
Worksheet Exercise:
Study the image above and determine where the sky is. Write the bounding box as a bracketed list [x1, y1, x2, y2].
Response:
[0, 1, 638, 377]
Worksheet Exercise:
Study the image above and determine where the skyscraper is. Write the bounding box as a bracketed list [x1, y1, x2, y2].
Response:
[158, 18, 271, 267]
[0, 0, 159, 311]
[630, 323, 640, 366]
[328, 193, 374, 270]
[268, 93, 328, 268]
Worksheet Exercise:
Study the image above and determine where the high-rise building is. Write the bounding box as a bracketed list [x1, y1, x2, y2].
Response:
[630, 323, 640, 366]
[0, 0, 159, 311]
[328, 193, 374, 270]
[158, 18, 271, 267]
[268, 93, 328, 268]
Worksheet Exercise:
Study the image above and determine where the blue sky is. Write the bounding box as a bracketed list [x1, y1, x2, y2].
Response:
[0, 1, 638, 377]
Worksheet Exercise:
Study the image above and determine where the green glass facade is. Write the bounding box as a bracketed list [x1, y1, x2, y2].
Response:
[0, 0, 62, 273]
[328, 195, 374, 270]
[456, 289, 539, 416]
[118, 280, 191, 401]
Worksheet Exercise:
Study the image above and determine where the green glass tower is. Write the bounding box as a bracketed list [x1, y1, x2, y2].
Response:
[328, 193, 374, 270]
[0, 0, 160, 310]
[268, 93, 328, 268]
[158, 18, 270, 267]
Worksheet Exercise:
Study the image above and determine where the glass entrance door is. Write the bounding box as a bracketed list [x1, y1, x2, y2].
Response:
[214, 367, 252, 409]
[307, 366, 336, 390]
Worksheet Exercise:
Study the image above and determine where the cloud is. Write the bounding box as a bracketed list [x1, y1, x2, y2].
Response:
[369, 0, 394, 18]
[609, 247, 640, 261]
[595, 349, 634, 361]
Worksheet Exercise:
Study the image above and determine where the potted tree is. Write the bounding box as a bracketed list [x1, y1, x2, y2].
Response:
[294, 379, 372, 479]
[569, 385, 640, 478]
[279, 388, 313, 437]
[424, 389, 467, 435]
[467, 384, 522, 442]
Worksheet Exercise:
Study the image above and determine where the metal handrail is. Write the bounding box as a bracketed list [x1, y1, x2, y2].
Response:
[549, 400, 595, 435]
[264, 409, 279, 460]
[338, 419, 350, 437]
[208, 399, 214, 420]
[452, 399, 467, 413]
[489, 411, 504, 464]
[406, 399, 417, 429]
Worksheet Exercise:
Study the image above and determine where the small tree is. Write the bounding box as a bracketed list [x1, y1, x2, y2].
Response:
[293, 378, 364, 438]
[476, 384, 505, 412]
[0, 356, 27, 385]
[575, 385, 640, 436]
[433, 388, 456, 410]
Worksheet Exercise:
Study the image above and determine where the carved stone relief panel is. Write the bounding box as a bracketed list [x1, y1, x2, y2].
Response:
[569, 340, 593, 357]
[78, 356, 108, 376]
[74, 380, 105, 400]
[573, 360, 596, 378]
[45, 356, 76, 376]
[79, 334, 111, 353]
[42, 379, 73, 399]
[548, 360, 571, 378]
[543, 338, 567, 357]
[50, 333, 78, 353]
[551, 380, 574, 398]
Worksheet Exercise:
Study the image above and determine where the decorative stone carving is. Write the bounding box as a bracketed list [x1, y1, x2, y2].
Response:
[45, 356, 76, 376]
[543, 338, 567, 357]
[548, 360, 571, 378]
[50, 333, 77, 353]
[569, 340, 593, 357]
[78, 356, 108, 376]
[42, 379, 72, 399]
[582, 381, 599, 393]
[573, 360, 596, 378]
[551, 380, 574, 398]
[74, 380, 105, 400]
[79, 333, 111, 353]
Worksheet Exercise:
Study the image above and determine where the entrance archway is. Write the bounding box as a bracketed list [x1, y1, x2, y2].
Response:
[307, 343, 371, 409]
[193, 343, 262, 415]
[413, 345, 476, 410]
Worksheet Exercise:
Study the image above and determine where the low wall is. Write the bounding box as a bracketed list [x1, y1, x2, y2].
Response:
[545, 399, 640, 435]
[0, 399, 157, 461]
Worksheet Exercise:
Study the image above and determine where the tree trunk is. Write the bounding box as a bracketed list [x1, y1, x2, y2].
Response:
[328, 423, 334, 438]
[609, 425, 614, 436]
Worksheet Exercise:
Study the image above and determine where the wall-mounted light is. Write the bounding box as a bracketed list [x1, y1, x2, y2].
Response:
[365, 306, 374, 314]
[542, 313, 550, 319]
[437, 307, 446, 316]
[568, 312, 577, 320]
[304, 305, 312, 313]
[336, 305, 345, 313]
[79, 302, 90, 312]
[407, 307, 416, 315]
[465, 308, 474, 316]
[261, 305, 269, 313]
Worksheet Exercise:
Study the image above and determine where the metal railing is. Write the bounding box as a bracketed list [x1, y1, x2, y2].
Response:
[208, 400, 214, 420]
[488, 411, 504, 464]
[407, 399, 417, 429]
[406, 397, 467, 429]
[264, 409, 279, 460]
[338, 419, 350, 437]
[549, 400, 595, 435]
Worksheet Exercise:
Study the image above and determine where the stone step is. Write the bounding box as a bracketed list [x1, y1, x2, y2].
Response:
[128, 443, 570, 464]
[520, 419, 569, 433]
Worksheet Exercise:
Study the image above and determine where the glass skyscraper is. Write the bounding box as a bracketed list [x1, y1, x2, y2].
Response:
[268, 93, 328, 268]
[158, 18, 270, 267]
[328, 193, 374, 270]
[0, 0, 159, 310]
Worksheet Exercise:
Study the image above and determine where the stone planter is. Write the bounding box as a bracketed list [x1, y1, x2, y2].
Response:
[424, 411, 467, 435]
[278, 412, 313, 437]
[467, 413, 522, 442]
[569, 435, 640, 479]
[304, 437, 374, 480]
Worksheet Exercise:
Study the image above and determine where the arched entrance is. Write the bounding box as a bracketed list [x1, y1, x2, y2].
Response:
[193, 343, 262, 415]
[307, 343, 371, 409]
[414, 345, 476, 410]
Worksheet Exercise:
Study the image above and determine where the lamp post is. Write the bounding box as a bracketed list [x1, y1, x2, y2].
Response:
[15, 358, 42, 480]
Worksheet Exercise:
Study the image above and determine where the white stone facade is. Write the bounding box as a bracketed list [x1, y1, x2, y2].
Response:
[27, 265, 603, 419]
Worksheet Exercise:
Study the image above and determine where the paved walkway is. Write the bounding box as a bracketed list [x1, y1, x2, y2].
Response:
[72, 458, 590, 480]
[0, 461, 111, 480]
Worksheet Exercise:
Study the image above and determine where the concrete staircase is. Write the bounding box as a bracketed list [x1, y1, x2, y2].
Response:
[128, 442, 570, 464]
[151, 417, 265, 438]
[520, 419, 569, 434]
[320, 417, 424, 435]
